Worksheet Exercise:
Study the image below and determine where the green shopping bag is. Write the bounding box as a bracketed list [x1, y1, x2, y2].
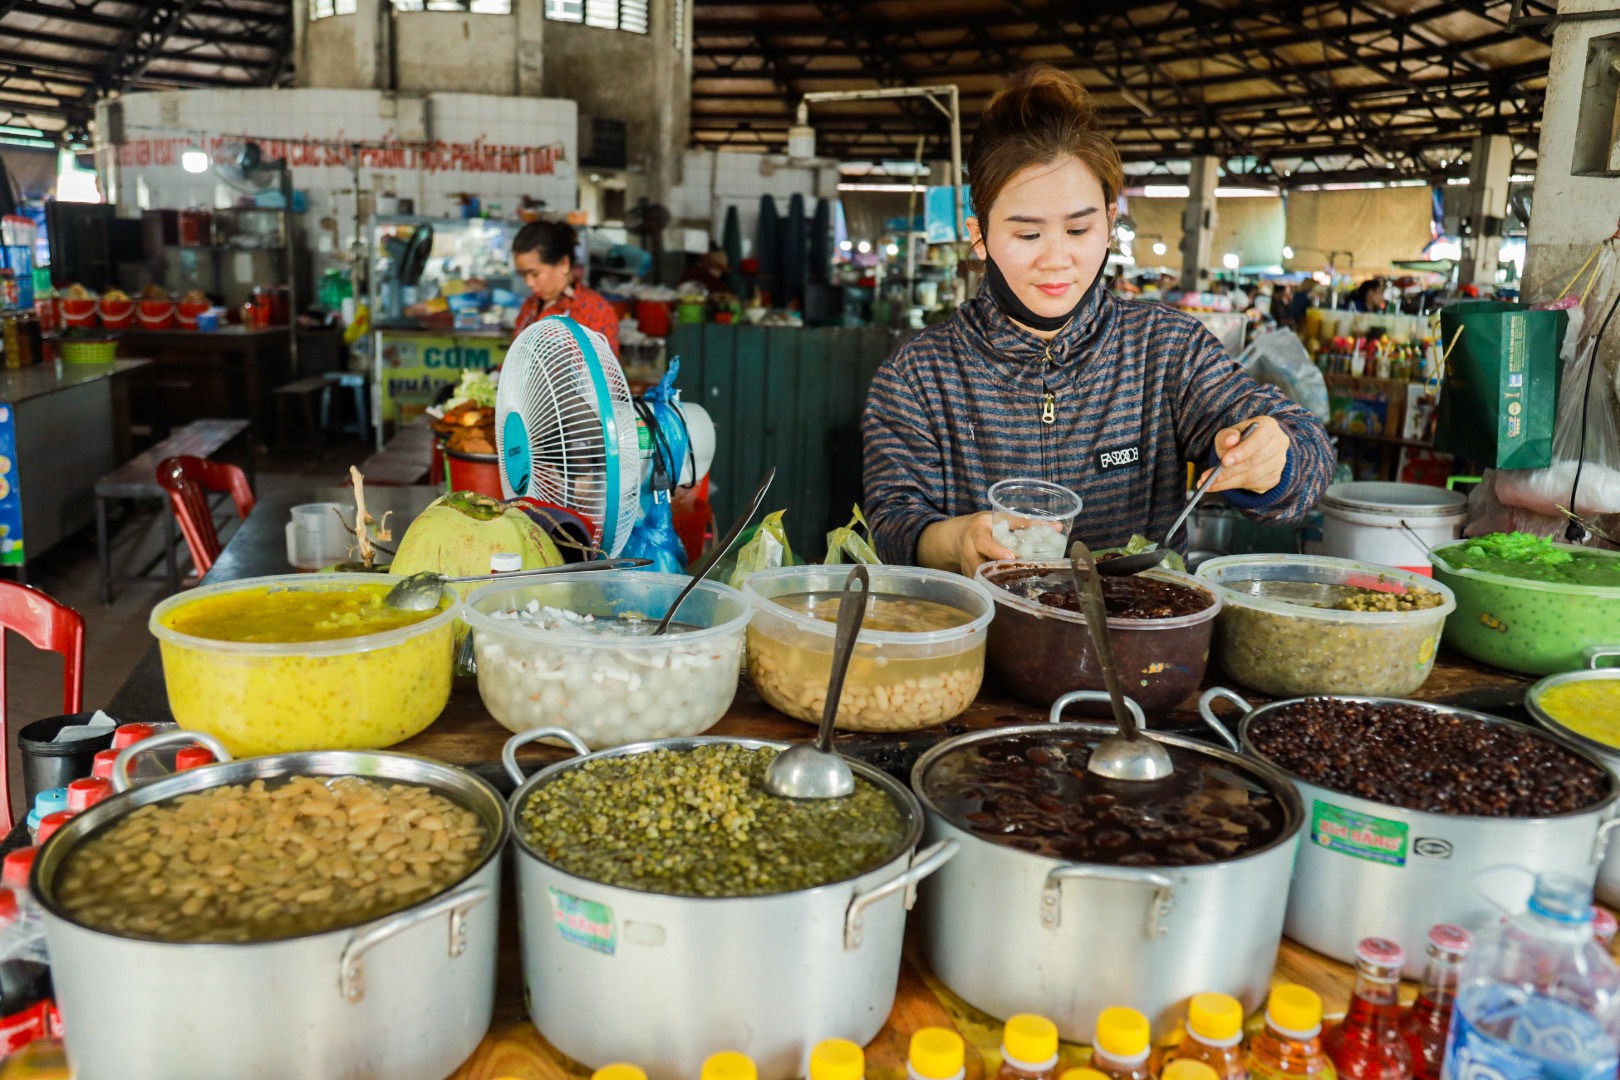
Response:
[1434, 300, 1568, 470]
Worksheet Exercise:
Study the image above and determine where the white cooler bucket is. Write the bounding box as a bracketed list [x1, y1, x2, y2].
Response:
[1320, 482, 1467, 575]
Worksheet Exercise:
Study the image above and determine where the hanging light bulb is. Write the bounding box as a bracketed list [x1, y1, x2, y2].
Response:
[1152, 242, 1167, 256]
[182, 146, 209, 174]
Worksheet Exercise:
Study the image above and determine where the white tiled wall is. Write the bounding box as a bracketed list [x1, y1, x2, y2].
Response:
[670, 149, 825, 254]
[109, 88, 579, 246]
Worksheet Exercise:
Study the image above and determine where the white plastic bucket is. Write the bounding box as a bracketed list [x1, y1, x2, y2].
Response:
[1319, 481, 1467, 575]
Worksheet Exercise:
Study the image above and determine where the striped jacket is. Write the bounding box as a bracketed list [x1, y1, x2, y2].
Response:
[861, 282, 1334, 565]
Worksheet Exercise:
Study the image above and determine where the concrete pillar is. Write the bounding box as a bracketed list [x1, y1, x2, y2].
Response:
[1180, 155, 1218, 292]
[353, 0, 386, 90]
[1524, 3, 1620, 299]
[292, 0, 309, 86]
[515, 0, 543, 97]
[1459, 132, 1512, 289]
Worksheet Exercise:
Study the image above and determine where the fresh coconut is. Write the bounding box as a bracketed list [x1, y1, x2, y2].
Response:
[391, 491, 563, 578]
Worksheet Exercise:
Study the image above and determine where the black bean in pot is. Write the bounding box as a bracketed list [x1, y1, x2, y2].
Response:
[1248, 699, 1611, 817]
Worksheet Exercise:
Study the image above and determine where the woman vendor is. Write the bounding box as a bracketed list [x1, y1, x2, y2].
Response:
[862, 65, 1333, 576]
[511, 219, 621, 356]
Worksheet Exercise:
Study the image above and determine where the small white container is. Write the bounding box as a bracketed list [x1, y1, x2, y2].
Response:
[987, 478, 1082, 562]
[1319, 482, 1467, 575]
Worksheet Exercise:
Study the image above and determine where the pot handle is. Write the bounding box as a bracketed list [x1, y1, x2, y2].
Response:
[1585, 646, 1620, 670]
[1195, 687, 1250, 753]
[1041, 864, 1178, 938]
[1049, 690, 1149, 730]
[501, 727, 592, 785]
[843, 839, 958, 950]
[1594, 817, 1620, 867]
[112, 729, 234, 793]
[339, 882, 491, 1003]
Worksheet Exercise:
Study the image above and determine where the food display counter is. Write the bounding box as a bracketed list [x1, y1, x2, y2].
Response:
[83, 484, 1607, 1080]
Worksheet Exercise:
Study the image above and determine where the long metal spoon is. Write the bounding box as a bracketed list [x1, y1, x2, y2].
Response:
[384, 557, 652, 611]
[1098, 421, 1262, 576]
[652, 466, 777, 635]
[764, 563, 866, 800]
[1071, 539, 1175, 782]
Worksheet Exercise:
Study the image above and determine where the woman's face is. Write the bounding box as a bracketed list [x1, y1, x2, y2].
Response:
[515, 249, 572, 304]
[967, 155, 1115, 325]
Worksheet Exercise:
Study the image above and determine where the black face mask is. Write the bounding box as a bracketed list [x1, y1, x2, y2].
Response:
[983, 250, 1101, 334]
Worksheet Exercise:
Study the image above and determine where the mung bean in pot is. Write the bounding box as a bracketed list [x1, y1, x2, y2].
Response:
[1248, 699, 1611, 817]
[56, 776, 487, 943]
[518, 744, 908, 896]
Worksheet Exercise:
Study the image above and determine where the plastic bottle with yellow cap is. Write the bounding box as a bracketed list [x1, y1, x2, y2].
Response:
[1246, 985, 1336, 1080]
[1091, 1007, 1154, 1080]
[908, 1027, 966, 1080]
[810, 1039, 866, 1080]
[591, 1066, 649, 1080]
[998, 1014, 1061, 1080]
[1174, 992, 1249, 1080]
[702, 1051, 759, 1080]
[1162, 1062, 1222, 1080]
[1060, 1070, 1111, 1080]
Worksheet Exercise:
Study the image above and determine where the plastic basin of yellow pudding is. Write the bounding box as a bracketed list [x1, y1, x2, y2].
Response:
[149, 573, 457, 756]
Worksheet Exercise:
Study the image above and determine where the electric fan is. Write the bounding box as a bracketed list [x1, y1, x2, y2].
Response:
[495, 315, 642, 557]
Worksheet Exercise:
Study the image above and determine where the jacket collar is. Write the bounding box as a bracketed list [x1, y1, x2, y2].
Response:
[957, 266, 1116, 373]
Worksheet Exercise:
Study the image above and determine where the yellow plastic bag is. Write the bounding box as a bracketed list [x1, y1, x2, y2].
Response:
[715, 510, 795, 589]
[824, 505, 882, 565]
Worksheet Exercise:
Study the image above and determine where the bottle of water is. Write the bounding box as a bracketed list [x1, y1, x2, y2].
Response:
[1443, 872, 1620, 1080]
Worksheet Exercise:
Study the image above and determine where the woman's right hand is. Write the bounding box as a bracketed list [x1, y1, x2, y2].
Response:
[918, 513, 1016, 577]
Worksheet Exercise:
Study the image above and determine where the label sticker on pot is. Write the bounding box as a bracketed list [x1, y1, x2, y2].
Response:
[548, 887, 616, 956]
[1311, 801, 1408, 867]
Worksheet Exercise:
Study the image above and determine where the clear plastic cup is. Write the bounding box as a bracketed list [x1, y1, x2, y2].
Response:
[987, 479, 1082, 561]
[285, 502, 351, 570]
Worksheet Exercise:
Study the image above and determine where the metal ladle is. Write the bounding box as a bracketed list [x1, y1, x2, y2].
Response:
[1097, 422, 1262, 576]
[1071, 539, 1175, 782]
[384, 557, 652, 611]
[652, 466, 776, 635]
[763, 563, 867, 800]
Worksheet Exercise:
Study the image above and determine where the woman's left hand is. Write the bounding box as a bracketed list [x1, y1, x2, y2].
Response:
[1199, 414, 1292, 494]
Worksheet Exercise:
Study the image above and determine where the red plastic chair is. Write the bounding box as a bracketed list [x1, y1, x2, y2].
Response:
[155, 456, 256, 579]
[0, 581, 85, 833]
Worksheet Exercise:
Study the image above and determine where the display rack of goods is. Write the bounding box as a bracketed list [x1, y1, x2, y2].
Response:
[1206, 689, 1617, 976]
[466, 572, 749, 749]
[1525, 646, 1620, 904]
[503, 728, 956, 1080]
[1195, 554, 1453, 697]
[1428, 533, 1620, 675]
[911, 693, 1304, 1042]
[975, 560, 1219, 713]
[148, 573, 458, 757]
[743, 565, 994, 732]
[34, 729, 508, 1080]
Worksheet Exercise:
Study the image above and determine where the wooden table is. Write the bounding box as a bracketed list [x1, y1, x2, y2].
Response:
[104, 486, 1550, 1080]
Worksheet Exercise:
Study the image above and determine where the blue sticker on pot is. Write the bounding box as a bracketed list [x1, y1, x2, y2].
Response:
[548, 887, 616, 956]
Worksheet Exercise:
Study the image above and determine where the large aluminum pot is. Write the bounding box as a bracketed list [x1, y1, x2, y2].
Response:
[1205, 687, 1620, 979]
[34, 730, 508, 1080]
[912, 691, 1304, 1044]
[1525, 646, 1620, 906]
[504, 728, 957, 1080]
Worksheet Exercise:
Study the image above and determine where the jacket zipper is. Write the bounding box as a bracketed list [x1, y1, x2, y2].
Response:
[1040, 340, 1056, 425]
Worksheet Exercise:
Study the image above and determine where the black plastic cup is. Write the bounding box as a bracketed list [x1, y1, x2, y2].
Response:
[19, 714, 117, 809]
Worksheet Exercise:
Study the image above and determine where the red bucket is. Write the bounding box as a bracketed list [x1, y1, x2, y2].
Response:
[635, 300, 672, 338]
[444, 449, 503, 498]
[98, 296, 134, 329]
[61, 298, 98, 328]
[176, 300, 211, 329]
[137, 299, 176, 329]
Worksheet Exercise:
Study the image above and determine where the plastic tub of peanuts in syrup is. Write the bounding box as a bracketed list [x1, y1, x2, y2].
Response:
[741, 565, 994, 732]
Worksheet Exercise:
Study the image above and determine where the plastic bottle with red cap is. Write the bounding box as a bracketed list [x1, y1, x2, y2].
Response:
[1323, 938, 1412, 1080]
[2, 848, 38, 893]
[1595, 908, 1617, 950]
[110, 723, 156, 750]
[1400, 924, 1469, 1080]
[33, 812, 71, 845]
[65, 777, 112, 813]
[0, 887, 61, 1056]
[175, 744, 215, 771]
[91, 748, 117, 780]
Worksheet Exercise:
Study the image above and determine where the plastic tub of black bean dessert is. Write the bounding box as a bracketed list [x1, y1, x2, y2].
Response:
[500, 727, 957, 1080]
[975, 560, 1220, 713]
[1201, 687, 1619, 978]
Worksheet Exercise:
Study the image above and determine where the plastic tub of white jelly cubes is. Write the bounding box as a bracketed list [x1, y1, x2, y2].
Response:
[463, 571, 750, 750]
[988, 478, 1083, 561]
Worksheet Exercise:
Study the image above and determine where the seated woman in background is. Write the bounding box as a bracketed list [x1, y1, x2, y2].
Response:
[511, 220, 621, 356]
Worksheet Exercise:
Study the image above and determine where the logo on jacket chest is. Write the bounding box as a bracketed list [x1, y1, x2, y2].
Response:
[1096, 443, 1141, 471]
